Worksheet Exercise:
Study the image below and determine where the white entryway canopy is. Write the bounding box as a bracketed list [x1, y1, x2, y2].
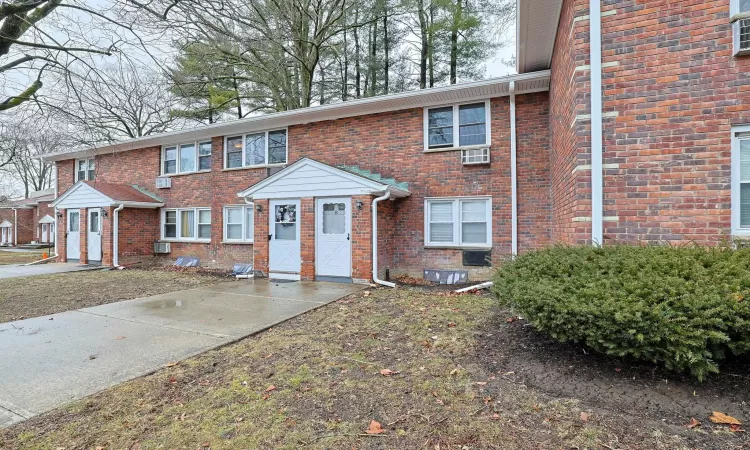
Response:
[38, 215, 55, 224]
[237, 158, 411, 200]
[0, 220, 11, 228]
[52, 181, 164, 209]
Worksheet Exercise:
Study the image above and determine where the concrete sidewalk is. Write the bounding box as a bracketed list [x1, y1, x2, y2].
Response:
[0, 263, 96, 280]
[0, 279, 362, 427]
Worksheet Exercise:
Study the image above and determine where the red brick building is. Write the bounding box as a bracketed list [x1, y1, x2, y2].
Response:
[0, 190, 56, 248]
[44, 0, 750, 282]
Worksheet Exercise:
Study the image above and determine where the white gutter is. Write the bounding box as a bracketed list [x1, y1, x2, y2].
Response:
[510, 81, 518, 257]
[112, 204, 125, 266]
[53, 163, 58, 257]
[13, 208, 17, 246]
[590, 0, 604, 245]
[372, 190, 395, 288]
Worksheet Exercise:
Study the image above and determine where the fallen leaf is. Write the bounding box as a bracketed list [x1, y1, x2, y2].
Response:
[710, 411, 742, 425]
[365, 420, 385, 434]
[380, 369, 399, 376]
[265, 385, 277, 392]
[169, 376, 177, 384]
[450, 367, 461, 376]
[580, 412, 590, 422]
[363, 291, 371, 297]
[200, 442, 210, 449]
[264, 353, 274, 359]
[447, 322, 456, 327]
[88, 355, 97, 360]
[491, 413, 501, 420]
[686, 418, 701, 429]
[505, 317, 516, 323]
[476, 381, 487, 386]
[164, 362, 178, 368]
[730, 423, 745, 433]
[95, 447, 105, 450]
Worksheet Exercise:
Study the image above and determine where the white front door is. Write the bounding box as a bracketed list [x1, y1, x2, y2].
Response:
[1, 228, 8, 245]
[269, 199, 301, 279]
[87, 208, 102, 262]
[66, 209, 81, 260]
[316, 197, 352, 278]
[41, 224, 48, 243]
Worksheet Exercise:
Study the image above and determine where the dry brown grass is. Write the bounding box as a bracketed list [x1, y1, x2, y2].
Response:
[0, 250, 45, 266]
[0, 287, 711, 450]
[0, 268, 229, 323]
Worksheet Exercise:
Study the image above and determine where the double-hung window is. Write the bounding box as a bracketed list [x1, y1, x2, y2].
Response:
[732, 0, 750, 55]
[162, 141, 212, 175]
[225, 129, 288, 169]
[75, 158, 95, 181]
[162, 207, 211, 241]
[425, 197, 492, 248]
[424, 101, 490, 151]
[223, 205, 254, 243]
[732, 126, 750, 235]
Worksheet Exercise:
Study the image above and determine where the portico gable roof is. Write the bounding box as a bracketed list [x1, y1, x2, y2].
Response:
[51, 181, 164, 209]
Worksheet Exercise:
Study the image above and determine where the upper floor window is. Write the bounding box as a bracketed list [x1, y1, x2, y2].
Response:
[76, 158, 95, 181]
[225, 129, 288, 169]
[424, 101, 490, 151]
[424, 197, 492, 248]
[162, 141, 212, 176]
[732, 0, 750, 55]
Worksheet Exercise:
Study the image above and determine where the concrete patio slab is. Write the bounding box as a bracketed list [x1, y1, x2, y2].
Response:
[0, 263, 96, 280]
[0, 278, 362, 427]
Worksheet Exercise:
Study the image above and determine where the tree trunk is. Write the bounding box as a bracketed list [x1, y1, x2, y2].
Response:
[342, 27, 349, 101]
[383, 9, 389, 94]
[418, 0, 428, 89]
[369, 19, 377, 96]
[450, 0, 462, 84]
[232, 69, 243, 118]
[428, 2, 435, 88]
[354, 7, 362, 98]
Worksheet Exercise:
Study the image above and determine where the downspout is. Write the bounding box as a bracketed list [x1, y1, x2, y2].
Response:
[112, 204, 125, 267]
[53, 162, 58, 257]
[590, 0, 604, 245]
[13, 208, 17, 246]
[372, 190, 395, 288]
[509, 81, 518, 257]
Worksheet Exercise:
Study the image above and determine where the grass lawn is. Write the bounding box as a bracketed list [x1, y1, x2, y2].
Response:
[0, 269, 229, 323]
[3, 287, 741, 449]
[0, 250, 46, 266]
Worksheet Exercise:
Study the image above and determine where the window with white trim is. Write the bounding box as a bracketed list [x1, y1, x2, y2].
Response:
[161, 207, 211, 241]
[424, 101, 490, 151]
[733, 127, 750, 234]
[425, 197, 492, 247]
[223, 205, 254, 242]
[162, 141, 212, 175]
[75, 158, 95, 181]
[225, 129, 288, 169]
[732, 0, 750, 55]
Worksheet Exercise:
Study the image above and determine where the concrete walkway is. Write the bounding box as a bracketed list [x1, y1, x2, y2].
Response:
[0, 263, 96, 280]
[0, 279, 362, 427]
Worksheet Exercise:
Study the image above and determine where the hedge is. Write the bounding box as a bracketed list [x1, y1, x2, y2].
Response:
[492, 245, 750, 380]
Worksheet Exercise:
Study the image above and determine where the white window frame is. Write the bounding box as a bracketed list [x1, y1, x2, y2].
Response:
[423, 100, 491, 152]
[161, 141, 213, 176]
[732, 0, 750, 56]
[223, 205, 254, 243]
[160, 207, 211, 242]
[223, 128, 289, 170]
[75, 158, 95, 181]
[731, 125, 750, 236]
[424, 196, 492, 248]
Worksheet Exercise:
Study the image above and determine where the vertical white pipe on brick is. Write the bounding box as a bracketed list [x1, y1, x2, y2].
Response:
[13, 208, 17, 246]
[53, 162, 58, 257]
[590, 0, 604, 245]
[509, 81, 518, 257]
[372, 190, 395, 288]
[112, 204, 124, 266]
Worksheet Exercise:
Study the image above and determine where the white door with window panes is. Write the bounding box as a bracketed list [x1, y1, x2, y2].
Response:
[1, 227, 9, 245]
[269, 199, 301, 278]
[41, 224, 48, 243]
[87, 208, 102, 262]
[316, 198, 352, 278]
[66, 209, 81, 260]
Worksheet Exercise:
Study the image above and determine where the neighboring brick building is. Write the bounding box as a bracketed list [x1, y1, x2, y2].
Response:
[43, 0, 750, 282]
[0, 189, 56, 248]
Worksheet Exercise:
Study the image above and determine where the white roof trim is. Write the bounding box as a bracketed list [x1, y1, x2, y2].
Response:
[237, 158, 410, 200]
[38, 214, 56, 224]
[42, 71, 551, 162]
[51, 181, 163, 209]
[516, 0, 563, 74]
[0, 220, 11, 228]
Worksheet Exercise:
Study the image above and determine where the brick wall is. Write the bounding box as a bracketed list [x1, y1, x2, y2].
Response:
[0, 209, 35, 245]
[56, 93, 552, 278]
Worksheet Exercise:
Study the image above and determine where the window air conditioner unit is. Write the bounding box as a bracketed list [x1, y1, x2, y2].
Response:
[462, 147, 490, 165]
[734, 18, 750, 55]
[154, 242, 171, 254]
[155, 177, 172, 189]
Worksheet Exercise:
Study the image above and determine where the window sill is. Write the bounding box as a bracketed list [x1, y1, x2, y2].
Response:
[159, 170, 211, 178]
[423, 144, 490, 154]
[424, 244, 492, 250]
[222, 163, 286, 172]
[160, 239, 211, 244]
[222, 240, 254, 245]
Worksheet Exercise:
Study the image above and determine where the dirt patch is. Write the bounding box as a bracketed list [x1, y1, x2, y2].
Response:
[477, 310, 750, 449]
[1, 288, 741, 449]
[0, 250, 45, 266]
[0, 268, 230, 323]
